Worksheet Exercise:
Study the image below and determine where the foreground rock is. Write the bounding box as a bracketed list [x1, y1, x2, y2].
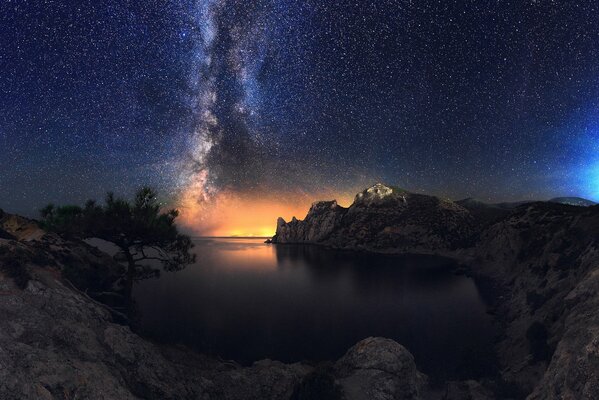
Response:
[0, 265, 425, 399]
[0, 266, 308, 399]
[335, 337, 427, 400]
[442, 380, 493, 400]
[0, 212, 428, 399]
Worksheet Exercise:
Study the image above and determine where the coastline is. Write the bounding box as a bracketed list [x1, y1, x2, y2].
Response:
[3, 192, 599, 398]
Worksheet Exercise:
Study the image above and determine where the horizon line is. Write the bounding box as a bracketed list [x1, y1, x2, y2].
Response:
[191, 236, 273, 239]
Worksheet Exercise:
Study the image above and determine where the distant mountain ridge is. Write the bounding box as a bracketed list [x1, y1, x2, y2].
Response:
[455, 196, 596, 226]
[456, 196, 596, 209]
[456, 197, 533, 210]
[548, 196, 596, 207]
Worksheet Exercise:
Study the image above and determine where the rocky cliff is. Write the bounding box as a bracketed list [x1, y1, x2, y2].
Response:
[273, 184, 476, 254]
[275, 200, 348, 243]
[471, 202, 599, 399]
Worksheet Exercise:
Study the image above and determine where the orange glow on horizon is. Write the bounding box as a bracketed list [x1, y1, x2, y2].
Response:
[177, 187, 354, 237]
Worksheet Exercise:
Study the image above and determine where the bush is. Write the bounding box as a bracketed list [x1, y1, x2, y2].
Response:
[63, 260, 107, 293]
[40, 187, 195, 301]
[0, 246, 31, 289]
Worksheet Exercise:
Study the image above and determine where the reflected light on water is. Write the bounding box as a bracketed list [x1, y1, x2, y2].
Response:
[198, 238, 278, 270]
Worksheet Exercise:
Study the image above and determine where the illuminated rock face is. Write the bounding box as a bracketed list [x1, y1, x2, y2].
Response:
[273, 184, 475, 254]
[351, 183, 408, 209]
[275, 200, 347, 243]
[0, 212, 45, 241]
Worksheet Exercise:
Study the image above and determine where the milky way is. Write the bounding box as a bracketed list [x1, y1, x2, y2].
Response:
[1, 1, 599, 233]
[178, 0, 361, 205]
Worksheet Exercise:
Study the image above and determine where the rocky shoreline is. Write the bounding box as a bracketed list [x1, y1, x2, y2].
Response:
[273, 184, 599, 399]
[2, 182, 599, 399]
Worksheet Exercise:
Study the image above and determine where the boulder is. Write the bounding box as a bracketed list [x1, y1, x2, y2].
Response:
[335, 337, 427, 400]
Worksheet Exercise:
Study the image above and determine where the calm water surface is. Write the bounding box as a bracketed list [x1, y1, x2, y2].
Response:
[133, 238, 496, 383]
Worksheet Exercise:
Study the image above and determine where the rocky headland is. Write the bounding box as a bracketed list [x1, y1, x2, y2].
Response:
[273, 183, 599, 399]
[274, 184, 476, 255]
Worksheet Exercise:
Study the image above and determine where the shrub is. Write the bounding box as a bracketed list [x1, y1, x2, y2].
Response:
[0, 247, 31, 289]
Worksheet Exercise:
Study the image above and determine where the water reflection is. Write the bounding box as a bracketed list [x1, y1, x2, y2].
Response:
[199, 238, 277, 270]
[134, 238, 497, 384]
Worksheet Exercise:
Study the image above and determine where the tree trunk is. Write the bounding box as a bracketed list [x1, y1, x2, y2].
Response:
[123, 248, 136, 305]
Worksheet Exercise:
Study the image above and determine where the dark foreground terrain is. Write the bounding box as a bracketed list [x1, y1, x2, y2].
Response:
[1, 183, 599, 399]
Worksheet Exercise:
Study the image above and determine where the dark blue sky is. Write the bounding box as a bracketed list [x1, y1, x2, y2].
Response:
[1, 0, 599, 218]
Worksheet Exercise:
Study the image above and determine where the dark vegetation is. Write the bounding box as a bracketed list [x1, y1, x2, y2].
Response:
[39, 187, 195, 299]
[0, 245, 31, 289]
[55, 245, 124, 294]
[0, 242, 56, 289]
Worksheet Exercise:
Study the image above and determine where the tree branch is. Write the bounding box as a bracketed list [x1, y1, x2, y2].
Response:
[130, 245, 172, 263]
[133, 256, 168, 262]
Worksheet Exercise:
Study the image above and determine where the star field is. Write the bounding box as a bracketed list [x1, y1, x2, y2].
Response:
[1, 1, 599, 222]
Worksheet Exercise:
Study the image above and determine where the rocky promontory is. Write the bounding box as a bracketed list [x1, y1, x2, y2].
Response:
[274, 184, 476, 254]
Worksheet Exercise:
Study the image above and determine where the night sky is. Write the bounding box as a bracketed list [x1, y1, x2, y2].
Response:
[1, 1, 599, 234]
